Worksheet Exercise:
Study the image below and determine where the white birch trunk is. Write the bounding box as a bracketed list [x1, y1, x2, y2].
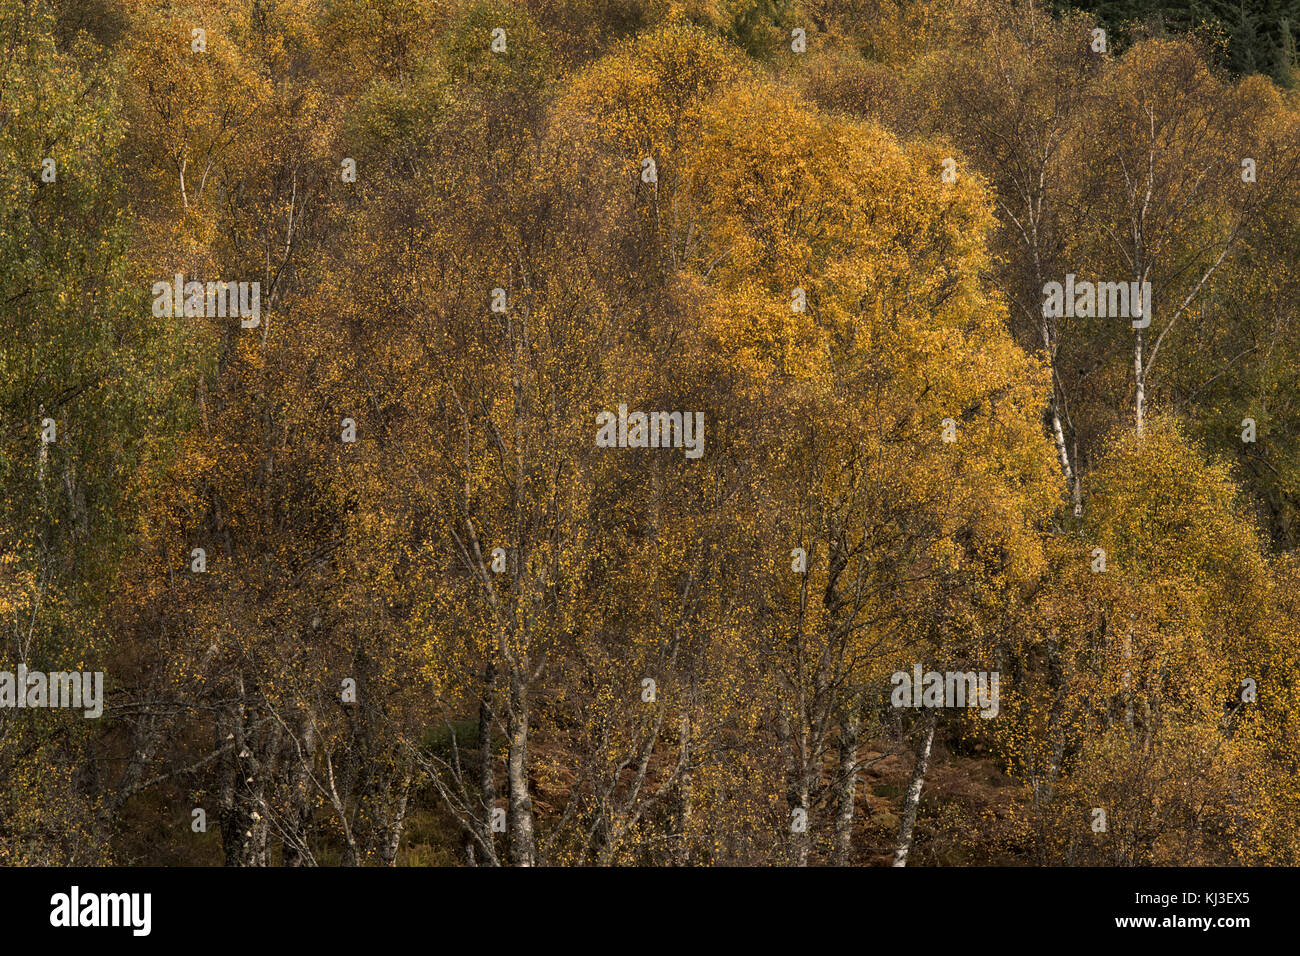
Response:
[892, 714, 936, 867]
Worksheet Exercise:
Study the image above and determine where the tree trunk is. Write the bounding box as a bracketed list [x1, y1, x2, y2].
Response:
[477, 662, 498, 865]
[379, 767, 413, 866]
[505, 679, 537, 866]
[1134, 326, 1146, 437]
[778, 712, 813, 866]
[1041, 315, 1082, 516]
[892, 713, 936, 867]
[791, 778, 812, 867]
[832, 698, 862, 866]
[676, 712, 693, 866]
[1040, 637, 1066, 808]
[218, 689, 270, 867]
[282, 710, 316, 867]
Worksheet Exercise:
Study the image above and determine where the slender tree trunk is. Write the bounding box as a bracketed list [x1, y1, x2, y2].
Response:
[218, 688, 270, 867]
[1122, 629, 1135, 733]
[477, 662, 497, 865]
[505, 678, 537, 866]
[676, 712, 693, 866]
[282, 710, 316, 867]
[1134, 327, 1146, 437]
[892, 713, 936, 867]
[778, 712, 812, 866]
[791, 776, 812, 866]
[1040, 637, 1066, 808]
[1041, 315, 1081, 515]
[1050, 399, 1082, 516]
[832, 698, 862, 866]
[379, 767, 413, 866]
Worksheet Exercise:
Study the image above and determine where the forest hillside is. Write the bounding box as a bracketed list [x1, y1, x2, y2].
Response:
[3, 0, 1300, 866]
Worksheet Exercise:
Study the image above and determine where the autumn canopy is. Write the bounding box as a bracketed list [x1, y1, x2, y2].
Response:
[3, 0, 1300, 868]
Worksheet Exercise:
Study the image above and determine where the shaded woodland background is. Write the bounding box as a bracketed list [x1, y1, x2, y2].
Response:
[4, 0, 1300, 866]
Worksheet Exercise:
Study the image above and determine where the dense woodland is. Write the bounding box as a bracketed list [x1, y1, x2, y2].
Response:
[4, 0, 1300, 866]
